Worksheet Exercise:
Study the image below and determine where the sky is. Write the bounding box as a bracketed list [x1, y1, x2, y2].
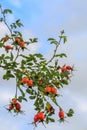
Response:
[0, 0, 87, 130]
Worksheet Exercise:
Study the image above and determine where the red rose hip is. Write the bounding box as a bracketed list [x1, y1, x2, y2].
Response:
[45, 86, 51, 93]
[58, 109, 65, 119]
[51, 87, 57, 94]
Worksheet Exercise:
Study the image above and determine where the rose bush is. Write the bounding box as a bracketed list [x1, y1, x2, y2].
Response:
[0, 5, 74, 127]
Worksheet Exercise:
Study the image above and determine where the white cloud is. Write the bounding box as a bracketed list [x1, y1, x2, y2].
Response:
[0, 115, 21, 130]
[22, 29, 41, 53]
[0, 92, 13, 102]
[78, 101, 87, 112]
[70, 95, 87, 112]
[0, 23, 10, 38]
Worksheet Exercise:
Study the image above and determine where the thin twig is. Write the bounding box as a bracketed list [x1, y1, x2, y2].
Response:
[0, 6, 13, 36]
[15, 77, 18, 98]
[47, 37, 62, 65]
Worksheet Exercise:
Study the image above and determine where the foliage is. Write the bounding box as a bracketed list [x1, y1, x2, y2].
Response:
[0, 5, 74, 127]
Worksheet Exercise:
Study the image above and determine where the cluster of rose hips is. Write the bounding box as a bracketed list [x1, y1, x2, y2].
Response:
[3, 37, 13, 50]
[3, 36, 26, 50]
[6, 65, 73, 123]
[15, 37, 25, 48]
[45, 86, 57, 95]
[61, 65, 73, 72]
[8, 98, 21, 113]
[33, 108, 65, 125]
[22, 77, 33, 87]
[61, 65, 73, 79]
[34, 112, 45, 124]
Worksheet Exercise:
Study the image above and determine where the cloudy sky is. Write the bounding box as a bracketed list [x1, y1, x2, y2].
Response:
[0, 0, 87, 130]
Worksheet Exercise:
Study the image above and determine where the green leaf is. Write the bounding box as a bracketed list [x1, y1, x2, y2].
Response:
[32, 38, 38, 42]
[10, 19, 23, 29]
[21, 59, 26, 68]
[46, 117, 49, 124]
[51, 96, 58, 106]
[34, 98, 39, 107]
[10, 52, 14, 61]
[3, 74, 9, 80]
[29, 38, 38, 43]
[48, 38, 55, 41]
[3, 9, 12, 14]
[0, 18, 3, 22]
[0, 42, 4, 47]
[50, 40, 59, 45]
[39, 98, 43, 104]
[26, 88, 33, 95]
[34, 53, 43, 58]
[18, 96, 27, 102]
[60, 30, 64, 35]
[48, 118, 55, 122]
[18, 87, 25, 97]
[55, 53, 67, 58]
[13, 31, 22, 37]
[5, 56, 10, 59]
[14, 108, 18, 113]
[29, 96, 36, 100]
[0, 5, 2, 8]
[3, 71, 15, 80]
[46, 117, 55, 124]
[19, 54, 27, 59]
[48, 38, 59, 45]
[27, 54, 37, 63]
[16, 19, 23, 27]
[61, 79, 68, 85]
[0, 54, 5, 61]
[10, 23, 17, 29]
[67, 109, 74, 117]
[63, 36, 67, 43]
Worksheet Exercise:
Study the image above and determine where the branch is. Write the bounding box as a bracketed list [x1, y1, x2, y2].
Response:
[14, 47, 20, 62]
[0, 6, 13, 36]
[47, 38, 61, 65]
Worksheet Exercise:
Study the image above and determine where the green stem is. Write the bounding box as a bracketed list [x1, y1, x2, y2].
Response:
[0, 7, 20, 62]
[14, 47, 20, 62]
[0, 7, 13, 36]
[15, 77, 18, 98]
[0, 7, 19, 99]
[47, 44, 59, 65]
[47, 37, 62, 65]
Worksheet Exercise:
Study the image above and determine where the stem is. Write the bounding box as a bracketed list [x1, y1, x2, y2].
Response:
[47, 37, 62, 65]
[15, 77, 18, 98]
[1, 7, 21, 62]
[0, 7, 20, 99]
[0, 6, 20, 101]
[47, 44, 59, 65]
[14, 47, 20, 62]
[0, 7, 13, 36]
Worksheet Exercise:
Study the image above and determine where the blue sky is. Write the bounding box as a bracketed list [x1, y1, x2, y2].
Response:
[0, 0, 87, 130]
